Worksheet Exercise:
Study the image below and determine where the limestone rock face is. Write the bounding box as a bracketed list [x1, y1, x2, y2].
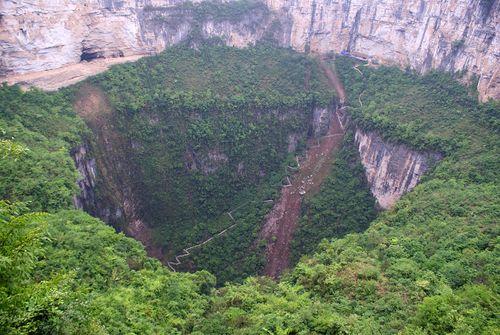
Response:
[266, 0, 500, 101]
[1, 0, 498, 100]
[354, 129, 442, 209]
[0, 0, 273, 76]
[71, 143, 97, 212]
[312, 106, 333, 137]
[0, 0, 146, 75]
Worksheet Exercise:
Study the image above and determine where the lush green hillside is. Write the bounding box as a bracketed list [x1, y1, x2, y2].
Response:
[195, 180, 499, 334]
[335, 57, 499, 184]
[69, 44, 334, 282]
[0, 85, 87, 212]
[1, 50, 498, 334]
[0, 87, 211, 333]
[191, 59, 499, 334]
[0, 201, 214, 334]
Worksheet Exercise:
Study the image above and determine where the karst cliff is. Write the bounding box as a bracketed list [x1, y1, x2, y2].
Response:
[355, 129, 442, 209]
[1, 0, 499, 100]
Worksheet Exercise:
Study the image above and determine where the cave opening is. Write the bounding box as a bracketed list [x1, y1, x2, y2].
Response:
[80, 49, 105, 62]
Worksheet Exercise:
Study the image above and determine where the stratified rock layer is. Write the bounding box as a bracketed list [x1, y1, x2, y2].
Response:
[355, 129, 442, 209]
[1, 0, 499, 100]
[267, 0, 500, 101]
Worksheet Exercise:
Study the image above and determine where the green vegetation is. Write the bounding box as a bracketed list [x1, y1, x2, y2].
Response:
[73, 44, 333, 282]
[335, 57, 499, 185]
[0, 203, 214, 334]
[196, 179, 498, 334]
[0, 84, 213, 334]
[290, 131, 377, 264]
[144, 0, 274, 45]
[0, 85, 87, 212]
[146, 0, 268, 24]
[191, 59, 499, 333]
[1, 46, 498, 333]
[179, 59, 500, 334]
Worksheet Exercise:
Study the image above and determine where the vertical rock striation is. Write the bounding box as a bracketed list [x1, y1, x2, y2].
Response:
[266, 0, 500, 101]
[0, 0, 275, 76]
[71, 143, 97, 211]
[355, 129, 442, 209]
[1, 0, 498, 100]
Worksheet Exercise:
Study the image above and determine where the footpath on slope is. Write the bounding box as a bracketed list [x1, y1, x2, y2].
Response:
[1, 55, 146, 91]
[259, 58, 348, 279]
[70, 57, 348, 276]
[74, 82, 222, 271]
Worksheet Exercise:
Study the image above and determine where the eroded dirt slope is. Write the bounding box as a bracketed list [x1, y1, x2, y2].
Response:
[260, 59, 347, 278]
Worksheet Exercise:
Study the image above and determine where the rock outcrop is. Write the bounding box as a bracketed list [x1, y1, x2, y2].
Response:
[71, 142, 98, 211]
[355, 129, 442, 209]
[0, 0, 145, 75]
[267, 0, 500, 101]
[0, 0, 275, 76]
[312, 106, 333, 137]
[1, 0, 499, 100]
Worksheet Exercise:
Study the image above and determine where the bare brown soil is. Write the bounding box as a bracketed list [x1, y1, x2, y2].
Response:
[260, 59, 347, 279]
[319, 58, 347, 103]
[2, 55, 146, 91]
[70, 58, 347, 278]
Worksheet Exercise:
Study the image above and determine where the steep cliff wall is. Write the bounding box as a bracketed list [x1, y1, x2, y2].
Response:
[71, 139, 166, 260]
[71, 142, 98, 212]
[355, 129, 442, 209]
[2, 0, 498, 100]
[266, 0, 500, 101]
[71, 103, 330, 219]
[0, 0, 145, 75]
[0, 0, 276, 76]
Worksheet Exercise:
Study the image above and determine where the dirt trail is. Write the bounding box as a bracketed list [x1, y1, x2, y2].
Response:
[1, 55, 146, 91]
[319, 58, 347, 103]
[260, 59, 347, 279]
[70, 58, 347, 278]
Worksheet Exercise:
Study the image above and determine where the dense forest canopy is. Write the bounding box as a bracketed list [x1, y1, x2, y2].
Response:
[0, 43, 499, 334]
[68, 44, 335, 283]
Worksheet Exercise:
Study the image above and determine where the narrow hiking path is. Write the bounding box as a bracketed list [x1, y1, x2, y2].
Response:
[167, 212, 239, 271]
[150, 58, 348, 275]
[70, 57, 348, 276]
[167, 201, 252, 271]
[2, 55, 147, 91]
[74, 84, 264, 272]
[166, 160, 297, 271]
[259, 58, 347, 279]
[167, 60, 347, 274]
[352, 63, 366, 106]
